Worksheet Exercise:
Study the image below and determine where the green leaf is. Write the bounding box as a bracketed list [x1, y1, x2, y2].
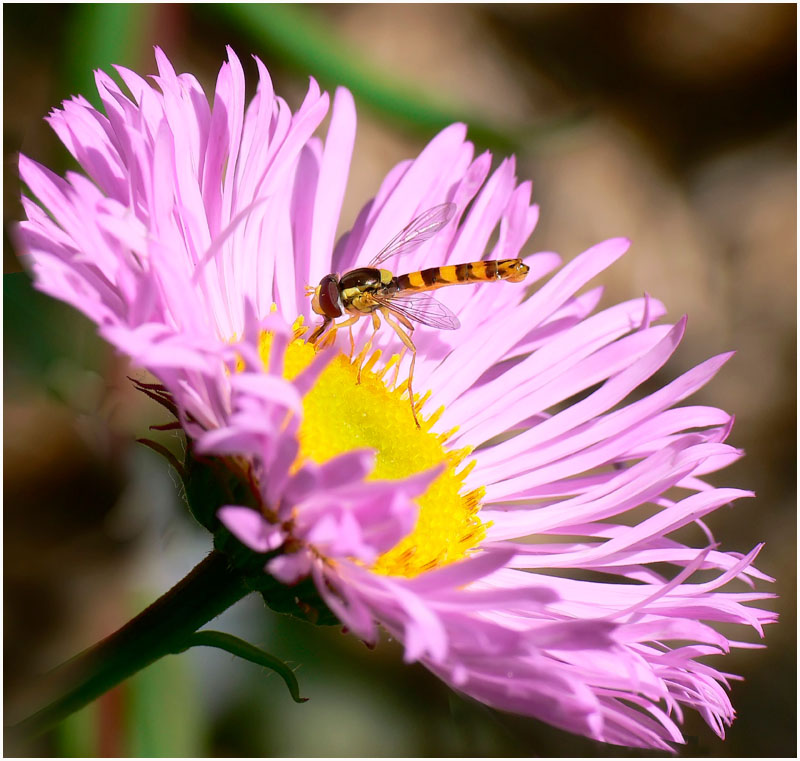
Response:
[177, 630, 308, 704]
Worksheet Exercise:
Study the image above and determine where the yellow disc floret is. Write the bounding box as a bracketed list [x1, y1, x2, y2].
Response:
[257, 320, 487, 578]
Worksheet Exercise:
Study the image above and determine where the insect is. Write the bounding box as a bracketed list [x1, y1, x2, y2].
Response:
[307, 202, 530, 427]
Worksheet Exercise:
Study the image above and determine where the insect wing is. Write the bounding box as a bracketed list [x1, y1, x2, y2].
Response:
[368, 202, 456, 268]
[374, 291, 460, 330]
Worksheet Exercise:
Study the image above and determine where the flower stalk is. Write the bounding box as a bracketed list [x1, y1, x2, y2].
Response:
[11, 551, 251, 741]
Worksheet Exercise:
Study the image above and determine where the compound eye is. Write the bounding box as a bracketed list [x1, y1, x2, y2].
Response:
[318, 275, 343, 318]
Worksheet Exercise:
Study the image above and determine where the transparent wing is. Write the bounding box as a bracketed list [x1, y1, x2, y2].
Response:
[372, 291, 461, 330]
[368, 203, 456, 268]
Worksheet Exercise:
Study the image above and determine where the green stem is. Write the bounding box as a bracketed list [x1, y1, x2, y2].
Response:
[10, 551, 251, 741]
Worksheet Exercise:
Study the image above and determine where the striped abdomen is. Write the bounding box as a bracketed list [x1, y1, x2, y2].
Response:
[395, 259, 529, 292]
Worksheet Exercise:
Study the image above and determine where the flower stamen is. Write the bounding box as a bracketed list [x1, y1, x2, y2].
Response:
[259, 325, 487, 578]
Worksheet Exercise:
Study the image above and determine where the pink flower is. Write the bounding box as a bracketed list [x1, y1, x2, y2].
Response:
[17, 46, 333, 436]
[16, 48, 775, 750]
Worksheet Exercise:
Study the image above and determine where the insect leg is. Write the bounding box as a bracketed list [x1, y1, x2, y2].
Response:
[391, 347, 407, 389]
[330, 315, 360, 353]
[309, 315, 361, 350]
[357, 311, 382, 384]
[308, 317, 332, 345]
[380, 308, 420, 428]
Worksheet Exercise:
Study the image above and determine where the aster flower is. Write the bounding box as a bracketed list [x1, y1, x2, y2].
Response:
[15, 48, 775, 751]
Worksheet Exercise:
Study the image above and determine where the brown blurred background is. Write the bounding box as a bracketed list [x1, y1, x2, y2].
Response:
[4, 4, 795, 757]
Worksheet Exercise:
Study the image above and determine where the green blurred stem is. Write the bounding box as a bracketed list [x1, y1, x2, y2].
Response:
[11, 551, 251, 740]
[63, 4, 148, 107]
[214, 4, 522, 153]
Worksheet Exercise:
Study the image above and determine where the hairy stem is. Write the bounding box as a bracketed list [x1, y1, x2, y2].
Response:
[10, 551, 251, 742]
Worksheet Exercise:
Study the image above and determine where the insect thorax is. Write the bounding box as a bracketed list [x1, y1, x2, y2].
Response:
[340, 267, 397, 313]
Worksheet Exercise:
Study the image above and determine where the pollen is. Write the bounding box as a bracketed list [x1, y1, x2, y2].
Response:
[258, 320, 487, 578]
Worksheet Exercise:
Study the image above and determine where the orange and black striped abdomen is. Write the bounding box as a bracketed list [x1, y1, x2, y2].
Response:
[395, 259, 529, 292]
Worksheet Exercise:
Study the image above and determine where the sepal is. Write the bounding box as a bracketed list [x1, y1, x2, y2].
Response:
[181, 447, 340, 627]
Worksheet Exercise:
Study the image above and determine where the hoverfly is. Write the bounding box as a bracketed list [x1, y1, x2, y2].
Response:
[307, 202, 529, 427]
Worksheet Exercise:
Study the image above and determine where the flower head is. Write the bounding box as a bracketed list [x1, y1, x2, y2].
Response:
[17, 48, 775, 750]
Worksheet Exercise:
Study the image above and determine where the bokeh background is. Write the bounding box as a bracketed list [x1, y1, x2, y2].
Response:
[4, 4, 795, 757]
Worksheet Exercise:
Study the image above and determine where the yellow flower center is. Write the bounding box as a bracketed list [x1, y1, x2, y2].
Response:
[257, 320, 486, 578]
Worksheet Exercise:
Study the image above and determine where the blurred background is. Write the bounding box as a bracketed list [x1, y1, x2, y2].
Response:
[4, 4, 795, 757]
